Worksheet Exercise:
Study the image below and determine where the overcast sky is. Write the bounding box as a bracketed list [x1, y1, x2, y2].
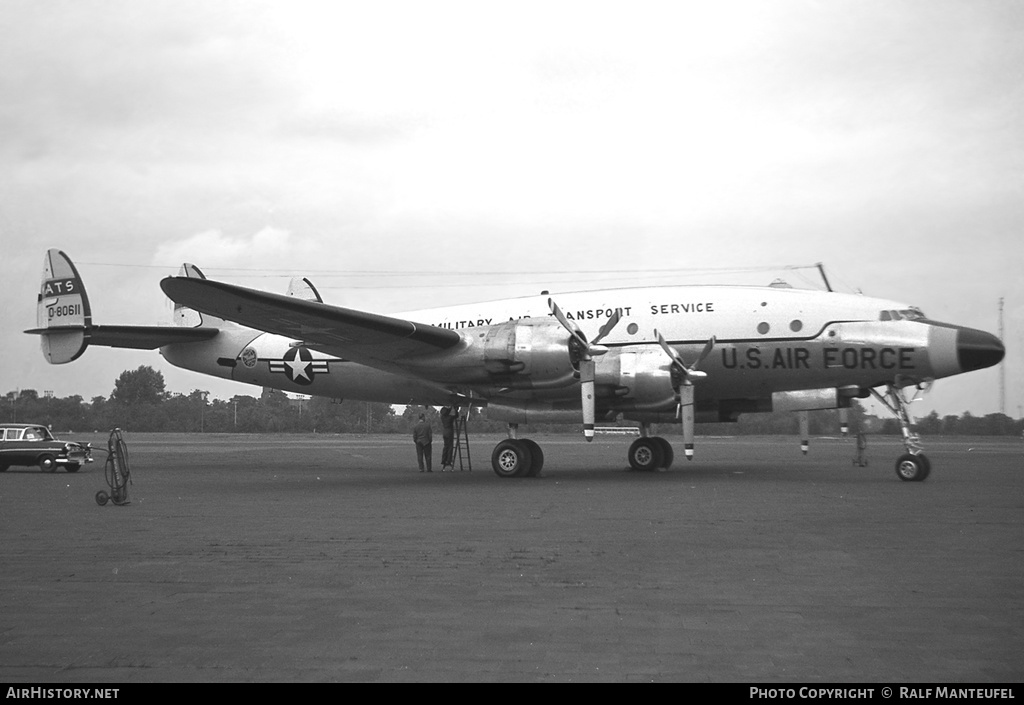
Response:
[2, 0, 1021, 418]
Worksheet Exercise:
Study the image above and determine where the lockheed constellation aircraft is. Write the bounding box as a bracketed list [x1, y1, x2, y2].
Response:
[28, 249, 1004, 481]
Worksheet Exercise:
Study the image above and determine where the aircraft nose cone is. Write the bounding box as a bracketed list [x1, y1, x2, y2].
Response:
[957, 328, 1005, 372]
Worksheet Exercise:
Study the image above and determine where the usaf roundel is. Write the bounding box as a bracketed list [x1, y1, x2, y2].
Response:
[268, 346, 329, 385]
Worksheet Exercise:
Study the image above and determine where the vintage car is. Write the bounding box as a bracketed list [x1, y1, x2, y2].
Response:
[0, 423, 93, 473]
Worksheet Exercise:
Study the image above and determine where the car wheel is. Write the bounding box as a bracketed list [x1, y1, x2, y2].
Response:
[38, 454, 57, 473]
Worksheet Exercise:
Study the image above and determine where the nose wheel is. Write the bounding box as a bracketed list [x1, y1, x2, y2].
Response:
[895, 452, 931, 482]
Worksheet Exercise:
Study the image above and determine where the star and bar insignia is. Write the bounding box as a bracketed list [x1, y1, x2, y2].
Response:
[268, 346, 329, 385]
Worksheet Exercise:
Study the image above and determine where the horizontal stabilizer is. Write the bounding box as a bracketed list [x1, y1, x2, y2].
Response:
[25, 325, 219, 351]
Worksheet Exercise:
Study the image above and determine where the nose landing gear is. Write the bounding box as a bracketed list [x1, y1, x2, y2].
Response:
[870, 381, 932, 482]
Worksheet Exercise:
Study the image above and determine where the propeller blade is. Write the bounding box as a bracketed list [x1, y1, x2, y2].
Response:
[580, 359, 596, 442]
[798, 410, 809, 455]
[548, 298, 588, 350]
[694, 336, 717, 368]
[680, 384, 695, 460]
[655, 329, 684, 367]
[592, 309, 622, 345]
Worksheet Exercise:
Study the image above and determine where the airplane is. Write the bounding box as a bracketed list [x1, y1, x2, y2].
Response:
[27, 249, 1004, 482]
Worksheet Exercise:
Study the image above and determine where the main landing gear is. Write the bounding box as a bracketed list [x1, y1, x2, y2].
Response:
[491, 432, 544, 478]
[871, 382, 931, 482]
[489, 424, 675, 477]
[627, 425, 674, 471]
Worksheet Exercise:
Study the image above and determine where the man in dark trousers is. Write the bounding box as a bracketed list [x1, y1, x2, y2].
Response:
[439, 405, 456, 470]
[413, 413, 433, 472]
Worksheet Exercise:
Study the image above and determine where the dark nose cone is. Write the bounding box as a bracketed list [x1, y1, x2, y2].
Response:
[957, 328, 1005, 372]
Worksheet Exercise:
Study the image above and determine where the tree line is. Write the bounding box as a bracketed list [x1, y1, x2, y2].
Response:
[5, 366, 1022, 437]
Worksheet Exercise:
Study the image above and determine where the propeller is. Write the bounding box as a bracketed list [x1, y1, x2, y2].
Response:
[654, 331, 716, 460]
[548, 299, 621, 441]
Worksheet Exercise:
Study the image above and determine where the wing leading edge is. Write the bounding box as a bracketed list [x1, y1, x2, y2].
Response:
[159, 276, 463, 364]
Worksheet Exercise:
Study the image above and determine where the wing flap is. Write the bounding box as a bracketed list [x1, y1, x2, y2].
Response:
[160, 277, 462, 362]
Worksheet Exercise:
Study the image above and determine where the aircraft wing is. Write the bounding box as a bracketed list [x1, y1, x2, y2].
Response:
[160, 276, 463, 363]
[25, 324, 219, 350]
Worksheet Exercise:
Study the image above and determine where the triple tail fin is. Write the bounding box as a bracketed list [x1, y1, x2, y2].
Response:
[285, 276, 324, 302]
[173, 263, 225, 328]
[35, 249, 92, 364]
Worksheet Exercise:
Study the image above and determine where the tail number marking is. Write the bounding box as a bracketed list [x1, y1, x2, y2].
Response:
[48, 304, 82, 320]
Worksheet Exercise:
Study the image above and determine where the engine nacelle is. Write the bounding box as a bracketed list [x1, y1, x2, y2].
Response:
[593, 348, 677, 412]
[404, 318, 578, 390]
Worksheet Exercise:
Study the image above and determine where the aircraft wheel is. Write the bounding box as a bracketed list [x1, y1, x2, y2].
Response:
[520, 439, 544, 477]
[628, 438, 664, 472]
[653, 437, 674, 469]
[38, 454, 57, 473]
[492, 440, 533, 478]
[895, 453, 930, 482]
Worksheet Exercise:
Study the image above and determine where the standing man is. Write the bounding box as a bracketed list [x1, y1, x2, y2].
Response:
[440, 406, 456, 470]
[413, 413, 433, 472]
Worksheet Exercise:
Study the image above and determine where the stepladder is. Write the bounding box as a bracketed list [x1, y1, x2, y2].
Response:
[454, 412, 471, 471]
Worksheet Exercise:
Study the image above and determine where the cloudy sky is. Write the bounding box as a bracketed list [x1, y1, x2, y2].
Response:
[2, 0, 1021, 418]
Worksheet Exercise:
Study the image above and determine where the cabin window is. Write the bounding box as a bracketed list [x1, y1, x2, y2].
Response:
[757, 322, 770, 335]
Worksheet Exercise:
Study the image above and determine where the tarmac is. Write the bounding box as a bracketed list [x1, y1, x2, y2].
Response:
[0, 432, 1021, 683]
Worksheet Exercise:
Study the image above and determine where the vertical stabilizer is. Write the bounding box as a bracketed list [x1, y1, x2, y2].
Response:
[172, 263, 224, 327]
[37, 249, 91, 364]
[285, 277, 324, 302]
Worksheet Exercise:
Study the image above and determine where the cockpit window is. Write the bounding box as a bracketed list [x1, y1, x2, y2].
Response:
[880, 308, 926, 322]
